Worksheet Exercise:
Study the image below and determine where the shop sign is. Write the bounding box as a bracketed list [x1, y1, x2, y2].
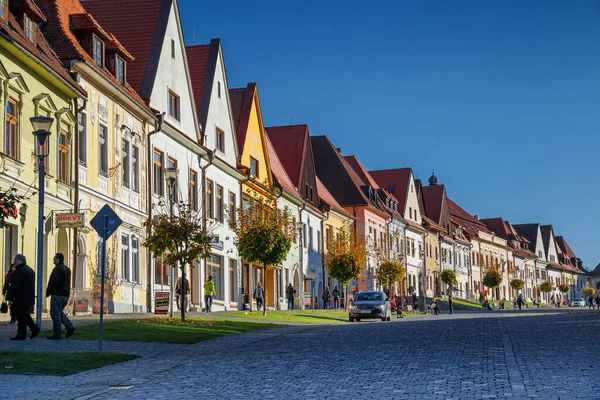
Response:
[56, 212, 84, 228]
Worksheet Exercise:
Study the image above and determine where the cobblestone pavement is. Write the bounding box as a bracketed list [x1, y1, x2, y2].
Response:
[1, 309, 599, 399]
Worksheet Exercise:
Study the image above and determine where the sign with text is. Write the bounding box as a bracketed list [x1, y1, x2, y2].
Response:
[56, 212, 84, 228]
[155, 291, 170, 315]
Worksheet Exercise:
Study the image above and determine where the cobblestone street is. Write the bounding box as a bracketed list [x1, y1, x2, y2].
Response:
[1, 310, 599, 399]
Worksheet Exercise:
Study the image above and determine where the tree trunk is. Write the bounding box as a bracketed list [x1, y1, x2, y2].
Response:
[263, 265, 267, 316]
[344, 284, 348, 311]
[181, 265, 186, 322]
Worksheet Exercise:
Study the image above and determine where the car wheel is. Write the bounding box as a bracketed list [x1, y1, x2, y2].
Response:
[386, 314, 391, 322]
[356, 318, 361, 322]
[349, 317, 354, 322]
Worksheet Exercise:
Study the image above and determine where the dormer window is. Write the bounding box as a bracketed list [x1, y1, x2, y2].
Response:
[93, 35, 104, 67]
[0, 0, 5, 18]
[24, 13, 34, 41]
[115, 55, 125, 85]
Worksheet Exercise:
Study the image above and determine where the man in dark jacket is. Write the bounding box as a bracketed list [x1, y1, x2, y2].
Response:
[46, 253, 74, 339]
[6, 254, 40, 340]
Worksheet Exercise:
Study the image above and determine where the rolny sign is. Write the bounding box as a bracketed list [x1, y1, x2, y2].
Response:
[56, 213, 84, 228]
[155, 292, 170, 315]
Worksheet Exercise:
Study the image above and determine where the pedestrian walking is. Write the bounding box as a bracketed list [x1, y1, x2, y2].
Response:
[430, 298, 440, 315]
[2, 263, 16, 323]
[322, 286, 331, 309]
[517, 294, 523, 311]
[395, 294, 404, 318]
[412, 292, 418, 312]
[203, 276, 215, 312]
[332, 287, 340, 309]
[448, 292, 454, 315]
[253, 282, 264, 311]
[595, 295, 600, 310]
[6, 254, 40, 340]
[286, 283, 296, 310]
[589, 295, 595, 310]
[46, 253, 75, 340]
[176, 277, 190, 312]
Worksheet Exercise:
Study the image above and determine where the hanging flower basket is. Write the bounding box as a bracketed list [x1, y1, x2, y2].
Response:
[0, 188, 25, 228]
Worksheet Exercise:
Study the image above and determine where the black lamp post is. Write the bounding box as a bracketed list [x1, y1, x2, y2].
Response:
[31, 116, 54, 328]
[164, 167, 178, 317]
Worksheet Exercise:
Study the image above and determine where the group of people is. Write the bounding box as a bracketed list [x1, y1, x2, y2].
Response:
[588, 295, 600, 309]
[2, 253, 75, 340]
[321, 286, 341, 309]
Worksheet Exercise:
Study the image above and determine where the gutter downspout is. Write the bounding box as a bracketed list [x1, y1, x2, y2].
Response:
[274, 182, 284, 310]
[238, 170, 250, 310]
[200, 150, 215, 311]
[320, 207, 329, 302]
[422, 230, 429, 311]
[384, 209, 393, 293]
[298, 201, 307, 309]
[71, 97, 87, 299]
[146, 112, 164, 313]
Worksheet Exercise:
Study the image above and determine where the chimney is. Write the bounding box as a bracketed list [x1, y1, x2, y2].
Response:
[474, 215, 480, 220]
[336, 148, 342, 154]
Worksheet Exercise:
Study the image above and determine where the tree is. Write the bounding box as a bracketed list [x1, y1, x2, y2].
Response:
[144, 203, 212, 322]
[558, 283, 570, 294]
[583, 287, 595, 297]
[377, 259, 406, 294]
[539, 281, 553, 293]
[441, 269, 457, 293]
[510, 279, 525, 291]
[230, 196, 295, 316]
[483, 268, 503, 299]
[325, 224, 367, 311]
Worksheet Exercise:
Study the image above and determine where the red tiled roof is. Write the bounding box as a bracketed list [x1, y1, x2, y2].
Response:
[406, 219, 426, 232]
[317, 177, 352, 218]
[481, 218, 511, 240]
[78, 0, 166, 95]
[11, 0, 47, 22]
[265, 125, 308, 188]
[265, 134, 301, 201]
[345, 156, 380, 190]
[0, 5, 81, 94]
[448, 198, 490, 232]
[421, 185, 445, 224]
[369, 168, 412, 217]
[554, 236, 576, 259]
[229, 84, 257, 150]
[38, 0, 149, 108]
[422, 215, 445, 233]
[591, 264, 600, 276]
[185, 44, 210, 114]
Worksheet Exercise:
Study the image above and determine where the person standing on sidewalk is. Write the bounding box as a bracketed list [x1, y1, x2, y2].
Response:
[7, 254, 40, 340]
[322, 286, 331, 309]
[46, 253, 75, 340]
[2, 263, 16, 323]
[448, 291, 454, 315]
[253, 282, 264, 311]
[517, 293, 523, 311]
[332, 287, 340, 309]
[203, 276, 215, 313]
[286, 283, 296, 310]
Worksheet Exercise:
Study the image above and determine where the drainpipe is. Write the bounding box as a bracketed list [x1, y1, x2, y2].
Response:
[320, 207, 329, 302]
[200, 149, 215, 311]
[145, 112, 164, 313]
[238, 170, 250, 310]
[274, 181, 284, 310]
[384, 209, 393, 293]
[421, 230, 428, 309]
[71, 97, 86, 299]
[298, 201, 307, 308]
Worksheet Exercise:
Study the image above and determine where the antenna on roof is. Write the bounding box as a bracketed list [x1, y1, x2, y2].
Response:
[193, 28, 196, 44]
[403, 158, 406, 167]
[290, 116, 292, 125]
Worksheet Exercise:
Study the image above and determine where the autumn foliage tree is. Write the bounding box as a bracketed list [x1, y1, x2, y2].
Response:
[230, 196, 295, 316]
[325, 224, 367, 310]
[144, 203, 212, 322]
[441, 269, 457, 292]
[510, 279, 525, 291]
[558, 283, 570, 294]
[583, 287, 595, 297]
[483, 268, 503, 299]
[377, 259, 405, 295]
[539, 281, 553, 294]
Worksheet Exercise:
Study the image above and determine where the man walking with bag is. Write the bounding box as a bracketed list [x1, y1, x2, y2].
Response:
[46, 253, 74, 340]
[7, 254, 40, 340]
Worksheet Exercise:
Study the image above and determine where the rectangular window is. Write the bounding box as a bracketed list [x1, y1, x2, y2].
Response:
[249, 156, 258, 178]
[228, 192, 236, 225]
[167, 157, 178, 200]
[409, 207, 413, 219]
[24, 14, 34, 41]
[229, 259, 237, 303]
[171, 39, 175, 58]
[115, 56, 126, 85]
[0, 0, 5, 18]
[121, 234, 130, 281]
[326, 227, 332, 248]
[218, 81, 221, 98]
[309, 226, 314, 250]
[154, 254, 170, 287]
[122, 139, 130, 187]
[216, 127, 225, 152]
[132, 145, 139, 192]
[216, 185, 224, 223]
[317, 230, 321, 253]
[206, 179, 214, 219]
[153, 149, 164, 195]
[58, 130, 69, 183]
[78, 112, 87, 165]
[205, 254, 222, 300]
[4, 98, 18, 158]
[168, 90, 180, 120]
[93, 35, 104, 67]
[99, 125, 108, 176]
[132, 237, 139, 283]
[189, 170, 198, 210]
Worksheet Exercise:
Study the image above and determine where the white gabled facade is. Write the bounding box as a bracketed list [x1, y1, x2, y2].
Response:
[403, 173, 425, 299]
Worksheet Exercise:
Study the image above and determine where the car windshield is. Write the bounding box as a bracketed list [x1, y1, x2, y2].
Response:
[355, 292, 383, 302]
[575, 298, 584, 302]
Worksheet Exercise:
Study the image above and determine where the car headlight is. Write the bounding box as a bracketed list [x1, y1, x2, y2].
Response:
[375, 304, 385, 310]
[350, 306, 359, 311]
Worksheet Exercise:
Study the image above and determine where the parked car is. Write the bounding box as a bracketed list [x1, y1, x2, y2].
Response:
[348, 291, 391, 322]
[570, 298, 586, 307]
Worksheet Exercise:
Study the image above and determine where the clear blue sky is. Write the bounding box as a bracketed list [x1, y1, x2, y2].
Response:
[180, 0, 600, 269]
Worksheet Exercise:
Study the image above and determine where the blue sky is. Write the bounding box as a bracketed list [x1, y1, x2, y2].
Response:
[180, 1, 600, 269]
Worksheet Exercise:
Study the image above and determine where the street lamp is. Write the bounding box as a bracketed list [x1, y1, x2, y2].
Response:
[164, 167, 178, 317]
[31, 116, 53, 328]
